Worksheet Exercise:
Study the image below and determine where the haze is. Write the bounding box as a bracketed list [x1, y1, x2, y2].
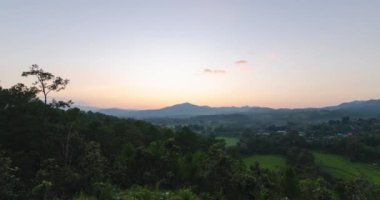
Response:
[1, 0, 379, 109]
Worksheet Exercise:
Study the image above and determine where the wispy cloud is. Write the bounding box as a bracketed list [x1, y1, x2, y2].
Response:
[235, 60, 248, 65]
[203, 68, 226, 74]
[201, 60, 252, 76]
[234, 60, 252, 72]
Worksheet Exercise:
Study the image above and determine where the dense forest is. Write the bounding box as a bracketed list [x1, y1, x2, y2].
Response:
[1, 67, 380, 199]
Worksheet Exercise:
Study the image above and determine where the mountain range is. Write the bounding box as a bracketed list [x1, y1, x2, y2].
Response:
[78, 99, 380, 123]
[94, 102, 256, 118]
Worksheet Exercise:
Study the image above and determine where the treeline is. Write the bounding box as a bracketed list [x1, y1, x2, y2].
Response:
[309, 118, 380, 162]
[239, 117, 380, 163]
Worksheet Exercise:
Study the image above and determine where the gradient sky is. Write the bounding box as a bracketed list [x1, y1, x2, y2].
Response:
[1, 0, 380, 109]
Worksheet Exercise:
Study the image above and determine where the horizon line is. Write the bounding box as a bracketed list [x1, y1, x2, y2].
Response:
[73, 98, 380, 111]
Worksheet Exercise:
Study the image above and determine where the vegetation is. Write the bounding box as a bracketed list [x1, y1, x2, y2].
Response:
[243, 155, 287, 171]
[313, 151, 380, 184]
[21, 64, 70, 106]
[1, 66, 380, 199]
[73, 187, 200, 200]
[215, 136, 239, 147]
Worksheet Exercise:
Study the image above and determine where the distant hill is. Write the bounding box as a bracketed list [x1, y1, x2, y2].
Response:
[77, 99, 380, 125]
[182, 99, 380, 126]
[327, 99, 380, 118]
[94, 102, 256, 118]
[95, 108, 139, 117]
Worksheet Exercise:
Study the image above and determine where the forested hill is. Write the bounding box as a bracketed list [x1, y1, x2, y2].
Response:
[0, 83, 223, 199]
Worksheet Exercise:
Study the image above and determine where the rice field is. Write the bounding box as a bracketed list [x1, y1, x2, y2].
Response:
[313, 151, 380, 183]
[216, 136, 239, 147]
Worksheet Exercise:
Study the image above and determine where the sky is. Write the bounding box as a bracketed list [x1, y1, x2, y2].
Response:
[1, 0, 380, 109]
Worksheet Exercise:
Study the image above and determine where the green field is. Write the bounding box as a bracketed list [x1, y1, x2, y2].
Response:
[243, 155, 287, 171]
[313, 151, 380, 183]
[216, 136, 239, 147]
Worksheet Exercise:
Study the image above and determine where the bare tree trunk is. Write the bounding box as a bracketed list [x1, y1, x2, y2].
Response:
[44, 93, 47, 105]
[42, 92, 48, 127]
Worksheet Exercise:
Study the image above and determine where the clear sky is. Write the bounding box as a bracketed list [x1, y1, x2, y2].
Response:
[1, 0, 379, 109]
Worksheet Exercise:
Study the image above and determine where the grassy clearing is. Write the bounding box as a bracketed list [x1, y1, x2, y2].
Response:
[243, 155, 287, 171]
[216, 136, 239, 147]
[313, 151, 380, 184]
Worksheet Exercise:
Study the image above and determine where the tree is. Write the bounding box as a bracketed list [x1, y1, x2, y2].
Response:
[300, 178, 338, 200]
[282, 168, 300, 199]
[22, 64, 69, 105]
[340, 177, 380, 200]
[79, 141, 107, 190]
[0, 148, 20, 199]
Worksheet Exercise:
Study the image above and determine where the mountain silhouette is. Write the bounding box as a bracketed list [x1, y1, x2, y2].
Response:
[78, 99, 380, 121]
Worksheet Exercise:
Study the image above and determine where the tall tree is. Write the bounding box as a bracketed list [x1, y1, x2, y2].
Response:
[22, 64, 69, 105]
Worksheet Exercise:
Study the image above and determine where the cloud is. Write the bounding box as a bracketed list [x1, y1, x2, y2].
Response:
[203, 68, 226, 74]
[234, 60, 248, 65]
[234, 60, 253, 72]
